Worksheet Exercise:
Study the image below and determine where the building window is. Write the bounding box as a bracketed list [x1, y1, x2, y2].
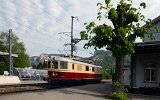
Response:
[86, 66, 89, 71]
[60, 61, 68, 69]
[145, 63, 156, 82]
[72, 64, 74, 70]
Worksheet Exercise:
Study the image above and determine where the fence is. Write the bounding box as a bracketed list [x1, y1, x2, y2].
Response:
[14, 68, 48, 81]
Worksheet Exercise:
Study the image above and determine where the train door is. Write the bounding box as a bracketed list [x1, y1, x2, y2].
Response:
[60, 61, 68, 80]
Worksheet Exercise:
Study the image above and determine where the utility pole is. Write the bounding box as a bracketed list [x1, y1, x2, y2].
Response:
[71, 16, 74, 57]
[71, 16, 78, 57]
[9, 29, 13, 75]
[59, 16, 80, 58]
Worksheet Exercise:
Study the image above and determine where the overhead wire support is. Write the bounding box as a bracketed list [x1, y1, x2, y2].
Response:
[71, 16, 77, 57]
[9, 29, 13, 75]
[58, 16, 81, 57]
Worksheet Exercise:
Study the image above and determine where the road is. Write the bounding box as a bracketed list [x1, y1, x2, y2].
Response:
[0, 80, 160, 100]
[0, 80, 112, 100]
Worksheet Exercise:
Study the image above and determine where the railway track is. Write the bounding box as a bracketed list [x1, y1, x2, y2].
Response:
[0, 83, 56, 94]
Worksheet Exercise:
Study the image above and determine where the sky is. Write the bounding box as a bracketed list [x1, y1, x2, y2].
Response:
[0, 0, 160, 57]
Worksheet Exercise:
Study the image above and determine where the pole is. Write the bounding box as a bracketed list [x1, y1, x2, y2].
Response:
[71, 16, 74, 57]
[9, 29, 12, 75]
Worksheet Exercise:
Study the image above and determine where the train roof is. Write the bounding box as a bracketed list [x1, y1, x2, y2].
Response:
[48, 56, 102, 68]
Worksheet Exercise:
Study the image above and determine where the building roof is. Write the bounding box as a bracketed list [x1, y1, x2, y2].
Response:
[0, 51, 18, 57]
[151, 15, 160, 25]
[136, 41, 160, 47]
[142, 15, 160, 28]
[135, 41, 160, 54]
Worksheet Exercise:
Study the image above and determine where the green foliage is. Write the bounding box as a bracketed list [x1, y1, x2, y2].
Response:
[113, 82, 122, 87]
[80, 0, 151, 57]
[0, 60, 7, 75]
[108, 92, 127, 100]
[13, 52, 29, 68]
[140, 2, 146, 8]
[102, 68, 112, 79]
[0, 31, 29, 74]
[108, 82, 128, 100]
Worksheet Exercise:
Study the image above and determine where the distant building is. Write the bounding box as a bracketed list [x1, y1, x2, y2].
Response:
[0, 51, 18, 75]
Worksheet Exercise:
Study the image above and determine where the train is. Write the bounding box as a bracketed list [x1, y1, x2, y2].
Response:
[43, 56, 102, 84]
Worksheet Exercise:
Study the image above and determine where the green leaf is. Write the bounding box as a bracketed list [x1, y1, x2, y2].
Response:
[155, 27, 159, 32]
[80, 31, 88, 40]
[140, 2, 146, 8]
[148, 34, 155, 40]
[97, 3, 102, 6]
[105, 0, 111, 5]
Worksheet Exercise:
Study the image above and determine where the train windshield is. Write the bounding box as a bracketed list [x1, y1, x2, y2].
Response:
[48, 61, 58, 69]
[60, 61, 68, 69]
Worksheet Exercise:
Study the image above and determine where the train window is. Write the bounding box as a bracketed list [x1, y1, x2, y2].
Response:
[52, 61, 58, 69]
[72, 64, 74, 70]
[60, 61, 68, 69]
[86, 66, 89, 71]
[92, 67, 94, 72]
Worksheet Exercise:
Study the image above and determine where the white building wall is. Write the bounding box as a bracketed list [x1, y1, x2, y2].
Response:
[135, 53, 160, 87]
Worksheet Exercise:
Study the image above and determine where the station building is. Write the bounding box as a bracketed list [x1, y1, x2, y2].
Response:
[131, 15, 160, 88]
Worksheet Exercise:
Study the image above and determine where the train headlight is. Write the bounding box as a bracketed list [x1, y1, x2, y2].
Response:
[52, 72, 55, 76]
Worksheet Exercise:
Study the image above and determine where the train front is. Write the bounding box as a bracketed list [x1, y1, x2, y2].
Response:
[44, 56, 68, 84]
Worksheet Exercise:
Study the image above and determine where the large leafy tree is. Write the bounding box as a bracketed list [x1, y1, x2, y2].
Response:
[0, 31, 29, 74]
[80, 0, 152, 92]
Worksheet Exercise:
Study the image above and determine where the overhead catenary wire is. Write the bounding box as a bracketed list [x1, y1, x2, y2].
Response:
[0, 0, 93, 57]
[6, 0, 73, 31]
[0, 11, 66, 43]
[28, 0, 71, 28]
[28, 0, 81, 32]
[8, 0, 82, 38]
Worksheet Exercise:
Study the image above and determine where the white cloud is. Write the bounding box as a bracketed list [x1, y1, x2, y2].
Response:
[0, 0, 160, 57]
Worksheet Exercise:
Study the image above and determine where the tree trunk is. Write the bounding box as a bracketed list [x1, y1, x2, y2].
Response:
[113, 56, 124, 92]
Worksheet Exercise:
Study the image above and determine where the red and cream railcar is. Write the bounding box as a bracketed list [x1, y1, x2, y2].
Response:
[45, 56, 102, 83]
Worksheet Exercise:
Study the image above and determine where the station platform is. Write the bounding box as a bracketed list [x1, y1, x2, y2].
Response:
[20, 81, 48, 84]
[0, 75, 48, 85]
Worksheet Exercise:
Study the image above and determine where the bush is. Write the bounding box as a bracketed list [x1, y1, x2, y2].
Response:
[108, 92, 127, 100]
[0, 61, 7, 75]
[107, 82, 128, 100]
[102, 70, 112, 79]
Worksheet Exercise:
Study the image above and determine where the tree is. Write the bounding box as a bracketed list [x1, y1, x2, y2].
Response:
[0, 31, 29, 74]
[80, 0, 152, 93]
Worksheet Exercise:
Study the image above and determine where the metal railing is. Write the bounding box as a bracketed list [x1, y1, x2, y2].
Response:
[14, 68, 48, 81]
